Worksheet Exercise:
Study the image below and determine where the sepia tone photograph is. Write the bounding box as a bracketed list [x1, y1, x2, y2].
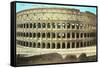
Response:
[15, 2, 97, 66]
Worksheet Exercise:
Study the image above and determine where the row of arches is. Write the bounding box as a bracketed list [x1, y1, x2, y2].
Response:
[17, 22, 85, 29]
[16, 32, 96, 38]
[16, 40, 96, 49]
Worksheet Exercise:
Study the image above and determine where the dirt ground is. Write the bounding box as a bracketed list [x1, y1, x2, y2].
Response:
[16, 53, 97, 66]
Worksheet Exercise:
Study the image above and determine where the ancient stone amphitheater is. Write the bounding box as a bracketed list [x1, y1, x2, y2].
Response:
[16, 8, 96, 58]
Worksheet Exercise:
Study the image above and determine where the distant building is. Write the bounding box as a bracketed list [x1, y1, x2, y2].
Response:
[16, 8, 96, 58]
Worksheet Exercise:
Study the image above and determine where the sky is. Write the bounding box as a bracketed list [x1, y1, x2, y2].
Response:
[16, 2, 97, 14]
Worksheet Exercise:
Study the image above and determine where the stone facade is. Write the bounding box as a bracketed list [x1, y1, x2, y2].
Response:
[16, 8, 96, 57]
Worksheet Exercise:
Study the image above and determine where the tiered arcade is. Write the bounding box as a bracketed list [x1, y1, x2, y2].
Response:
[16, 8, 96, 57]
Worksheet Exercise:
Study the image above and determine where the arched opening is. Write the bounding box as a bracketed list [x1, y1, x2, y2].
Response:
[76, 33, 79, 38]
[87, 41, 90, 46]
[26, 23, 29, 28]
[62, 42, 65, 48]
[52, 32, 55, 38]
[33, 33, 36, 38]
[57, 23, 61, 29]
[24, 24, 25, 28]
[33, 23, 36, 28]
[26, 32, 28, 37]
[67, 42, 70, 48]
[37, 23, 41, 28]
[29, 42, 32, 47]
[76, 42, 79, 48]
[29, 32, 32, 37]
[72, 33, 75, 38]
[37, 42, 40, 48]
[57, 33, 60, 38]
[37, 33, 40, 38]
[72, 42, 75, 48]
[67, 33, 70, 38]
[80, 42, 83, 47]
[84, 42, 86, 47]
[67, 23, 70, 29]
[52, 23, 55, 28]
[62, 33, 65, 38]
[42, 43, 45, 48]
[23, 33, 25, 37]
[47, 43, 50, 48]
[72, 23, 75, 29]
[30, 23, 32, 28]
[42, 23, 46, 28]
[26, 42, 28, 47]
[42, 33, 45, 38]
[84, 33, 86, 38]
[57, 43, 60, 49]
[33, 42, 36, 48]
[80, 24, 83, 29]
[47, 23, 51, 28]
[52, 43, 55, 48]
[87, 33, 89, 37]
[76, 23, 79, 29]
[47, 33, 50, 38]
[62, 23, 65, 28]
[23, 41, 25, 46]
[81, 33, 83, 38]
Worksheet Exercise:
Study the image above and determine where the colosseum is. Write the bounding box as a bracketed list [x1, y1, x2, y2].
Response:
[16, 8, 96, 59]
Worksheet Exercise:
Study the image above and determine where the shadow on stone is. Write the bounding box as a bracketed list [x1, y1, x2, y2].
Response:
[16, 53, 97, 65]
[78, 53, 87, 62]
[78, 53, 96, 62]
[16, 53, 63, 65]
[64, 54, 77, 62]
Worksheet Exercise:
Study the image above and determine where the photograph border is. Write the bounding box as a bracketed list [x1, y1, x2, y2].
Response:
[10, 1, 98, 67]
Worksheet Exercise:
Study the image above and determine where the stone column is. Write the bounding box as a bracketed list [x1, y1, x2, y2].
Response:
[66, 42, 67, 49]
[55, 42, 57, 49]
